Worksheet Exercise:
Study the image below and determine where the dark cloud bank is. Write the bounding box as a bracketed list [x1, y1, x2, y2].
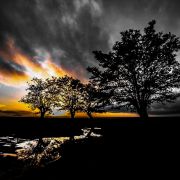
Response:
[1, 0, 180, 77]
[0, 0, 109, 79]
[1, 0, 180, 115]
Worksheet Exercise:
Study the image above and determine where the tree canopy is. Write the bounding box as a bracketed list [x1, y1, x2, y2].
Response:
[54, 76, 84, 119]
[88, 20, 180, 118]
[80, 83, 107, 119]
[19, 78, 55, 118]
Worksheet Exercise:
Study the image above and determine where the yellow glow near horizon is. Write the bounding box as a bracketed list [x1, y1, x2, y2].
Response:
[0, 100, 30, 111]
[0, 102, 138, 117]
[0, 104, 6, 108]
[59, 112, 139, 118]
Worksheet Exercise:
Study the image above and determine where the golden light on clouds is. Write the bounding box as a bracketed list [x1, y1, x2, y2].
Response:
[0, 38, 73, 87]
[40, 59, 68, 77]
[0, 37, 90, 113]
[0, 71, 30, 86]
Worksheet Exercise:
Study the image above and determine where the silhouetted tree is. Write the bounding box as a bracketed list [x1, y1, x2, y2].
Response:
[20, 78, 54, 119]
[55, 76, 84, 120]
[81, 83, 107, 119]
[88, 20, 180, 118]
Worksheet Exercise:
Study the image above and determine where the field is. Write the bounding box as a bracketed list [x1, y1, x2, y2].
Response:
[0, 117, 179, 179]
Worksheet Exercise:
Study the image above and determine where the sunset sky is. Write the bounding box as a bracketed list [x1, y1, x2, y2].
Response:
[1, 0, 180, 116]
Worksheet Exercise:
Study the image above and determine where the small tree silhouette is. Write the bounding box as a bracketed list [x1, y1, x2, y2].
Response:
[19, 77, 54, 119]
[81, 82, 107, 119]
[88, 20, 180, 118]
[55, 75, 84, 120]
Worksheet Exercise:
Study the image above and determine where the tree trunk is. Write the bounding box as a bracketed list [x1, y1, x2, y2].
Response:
[138, 106, 148, 119]
[139, 111, 148, 118]
[87, 112, 93, 120]
[70, 110, 75, 141]
[40, 111, 45, 119]
[70, 110, 75, 120]
[86, 112, 94, 137]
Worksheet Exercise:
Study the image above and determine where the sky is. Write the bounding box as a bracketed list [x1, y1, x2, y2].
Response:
[0, 0, 180, 116]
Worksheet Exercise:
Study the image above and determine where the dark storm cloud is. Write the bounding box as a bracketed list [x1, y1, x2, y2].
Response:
[1, 0, 180, 79]
[103, 0, 180, 34]
[0, 0, 109, 79]
[0, 0, 37, 56]
[0, 57, 26, 76]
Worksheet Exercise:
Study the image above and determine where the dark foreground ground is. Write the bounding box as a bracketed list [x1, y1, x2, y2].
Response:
[0, 117, 180, 179]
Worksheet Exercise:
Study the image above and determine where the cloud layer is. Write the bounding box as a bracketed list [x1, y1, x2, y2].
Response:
[0, 0, 109, 86]
[1, 0, 180, 86]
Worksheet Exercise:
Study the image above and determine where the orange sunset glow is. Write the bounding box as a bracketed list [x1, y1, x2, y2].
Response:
[63, 112, 139, 118]
[0, 38, 72, 86]
[0, 38, 88, 115]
